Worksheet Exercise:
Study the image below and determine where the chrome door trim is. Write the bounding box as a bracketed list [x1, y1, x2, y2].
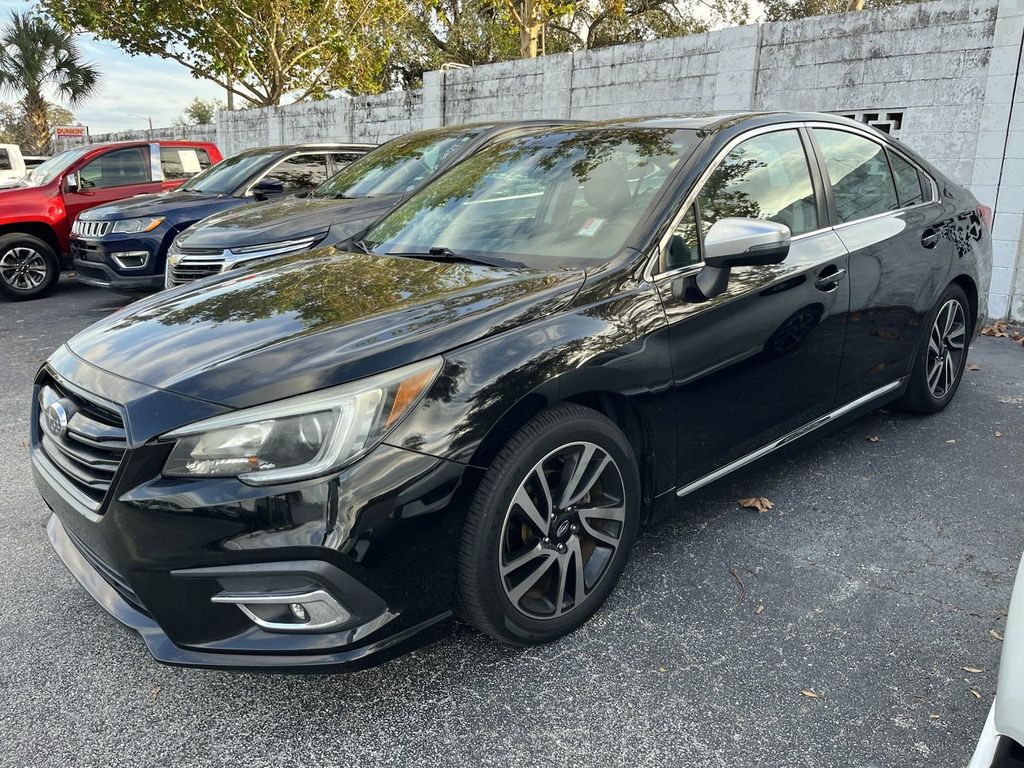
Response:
[675, 378, 904, 498]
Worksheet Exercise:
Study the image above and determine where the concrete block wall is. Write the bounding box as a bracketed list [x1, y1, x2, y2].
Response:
[79, 0, 1024, 320]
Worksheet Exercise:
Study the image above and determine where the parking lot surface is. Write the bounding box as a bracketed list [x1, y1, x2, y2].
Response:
[1, 277, 1022, 768]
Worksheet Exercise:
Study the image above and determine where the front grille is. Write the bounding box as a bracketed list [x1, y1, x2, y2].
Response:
[167, 258, 224, 287]
[72, 219, 112, 238]
[37, 377, 127, 510]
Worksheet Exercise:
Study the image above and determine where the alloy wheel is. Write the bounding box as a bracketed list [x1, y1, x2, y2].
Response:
[0, 246, 48, 291]
[498, 441, 626, 620]
[926, 298, 967, 399]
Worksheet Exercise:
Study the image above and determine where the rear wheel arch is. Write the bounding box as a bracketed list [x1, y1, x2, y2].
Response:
[949, 273, 979, 330]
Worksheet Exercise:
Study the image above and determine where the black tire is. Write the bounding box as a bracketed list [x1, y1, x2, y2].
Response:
[896, 283, 972, 414]
[457, 403, 641, 645]
[0, 233, 60, 301]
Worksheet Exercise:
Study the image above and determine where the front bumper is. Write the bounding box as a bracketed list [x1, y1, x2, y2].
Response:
[32, 352, 478, 668]
[71, 232, 168, 292]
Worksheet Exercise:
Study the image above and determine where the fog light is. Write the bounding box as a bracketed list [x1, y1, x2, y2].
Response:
[211, 588, 351, 632]
[110, 251, 150, 270]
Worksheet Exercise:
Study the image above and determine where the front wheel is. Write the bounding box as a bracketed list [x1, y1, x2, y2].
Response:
[457, 404, 641, 645]
[897, 284, 972, 414]
[0, 233, 60, 301]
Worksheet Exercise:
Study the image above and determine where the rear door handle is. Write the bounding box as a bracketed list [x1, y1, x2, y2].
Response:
[921, 230, 941, 249]
[814, 267, 847, 291]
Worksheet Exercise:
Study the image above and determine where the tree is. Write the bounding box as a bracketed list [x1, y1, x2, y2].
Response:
[761, 0, 919, 20]
[42, 0, 410, 106]
[0, 101, 76, 146]
[0, 13, 99, 154]
[175, 97, 225, 126]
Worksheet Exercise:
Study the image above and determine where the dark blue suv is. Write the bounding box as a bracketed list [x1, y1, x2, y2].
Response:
[72, 143, 372, 292]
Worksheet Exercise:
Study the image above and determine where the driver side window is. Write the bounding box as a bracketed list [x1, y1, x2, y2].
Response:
[666, 129, 817, 272]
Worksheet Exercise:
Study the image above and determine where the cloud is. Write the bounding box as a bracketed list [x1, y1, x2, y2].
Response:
[0, 0, 226, 133]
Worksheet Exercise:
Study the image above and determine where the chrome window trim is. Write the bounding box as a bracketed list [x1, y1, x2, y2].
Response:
[148, 142, 163, 182]
[241, 151, 329, 198]
[644, 119, 940, 283]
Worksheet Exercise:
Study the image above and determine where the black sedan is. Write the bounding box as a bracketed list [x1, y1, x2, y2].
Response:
[72, 143, 372, 292]
[31, 112, 991, 667]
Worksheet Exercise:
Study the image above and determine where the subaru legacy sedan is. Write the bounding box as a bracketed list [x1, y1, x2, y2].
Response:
[31, 113, 990, 667]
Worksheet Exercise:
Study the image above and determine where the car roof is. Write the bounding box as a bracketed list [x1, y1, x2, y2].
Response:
[233, 143, 376, 155]
[559, 111, 870, 134]
[65, 139, 219, 152]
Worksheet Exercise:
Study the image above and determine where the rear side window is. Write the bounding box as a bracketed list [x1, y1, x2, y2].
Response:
[161, 147, 212, 180]
[813, 129, 898, 224]
[270, 153, 329, 191]
[0, 148, 10, 171]
[697, 129, 819, 237]
[78, 147, 150, 189]
[887, 150, 927, 207]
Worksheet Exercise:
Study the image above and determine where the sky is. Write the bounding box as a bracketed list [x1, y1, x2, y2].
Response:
[0, 0, 228, 133]
[0, 0, 770, 135]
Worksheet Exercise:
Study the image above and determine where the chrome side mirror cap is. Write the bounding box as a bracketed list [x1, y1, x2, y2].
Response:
[703, 217, 791, 269]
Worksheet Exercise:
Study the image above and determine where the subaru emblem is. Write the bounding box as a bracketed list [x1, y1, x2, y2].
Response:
[45, 401, 69, 438]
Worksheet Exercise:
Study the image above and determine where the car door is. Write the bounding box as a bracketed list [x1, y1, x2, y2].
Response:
[63, 146, 160, 226]
[650, 126, 851, 487]
[806, 126, 955, 405]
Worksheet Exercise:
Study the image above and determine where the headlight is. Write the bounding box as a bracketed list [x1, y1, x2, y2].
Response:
[161, 357, 442, 484]
[111, 217, 165, 234]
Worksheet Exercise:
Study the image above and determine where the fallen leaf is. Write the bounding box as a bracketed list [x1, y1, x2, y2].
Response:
[658, 666, 667, 673]
[738, 497, 774, 513]
[996, 431, 1003, 438]
[150, 686, 161, 701]
[756, 604, 765, 615]
[800, 689, 821, 699]
[990, 629, 1004, 641]
[982, 321, 1010, 338]
[929, 713, 940, 720]
[963, 666, 984, 674]
[969, 688, 982, 700]
[945, 439, 956, 444]
[966, 363, 981, 372]
[867, 435, 881, 443]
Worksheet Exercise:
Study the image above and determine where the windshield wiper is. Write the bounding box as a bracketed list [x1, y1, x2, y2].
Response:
[414, 246, 526, 269]
[350, 239, 371, 254]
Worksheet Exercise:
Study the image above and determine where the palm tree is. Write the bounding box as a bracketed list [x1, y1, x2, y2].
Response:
[0, 13, 99, 154]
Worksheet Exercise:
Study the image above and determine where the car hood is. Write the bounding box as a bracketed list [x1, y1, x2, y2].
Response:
[66, 248, 584, 408]
[81, 191, 227, 221]
[176, 195, 399, 250]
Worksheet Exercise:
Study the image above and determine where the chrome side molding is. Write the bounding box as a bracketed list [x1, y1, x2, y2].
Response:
[676, 379, 904, 498]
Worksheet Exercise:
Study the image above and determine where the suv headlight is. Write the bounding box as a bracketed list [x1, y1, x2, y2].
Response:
[111, 217, 165, 234]
[161, 358, 441, 484]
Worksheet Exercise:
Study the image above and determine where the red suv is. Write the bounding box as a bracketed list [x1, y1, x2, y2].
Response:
[0, 140, 222, 300]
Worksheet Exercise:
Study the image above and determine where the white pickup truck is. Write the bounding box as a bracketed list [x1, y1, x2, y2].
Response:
[0, 144, 27, 188]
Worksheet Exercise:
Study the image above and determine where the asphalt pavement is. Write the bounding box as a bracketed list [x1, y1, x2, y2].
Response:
[0, 276, 1022, 768]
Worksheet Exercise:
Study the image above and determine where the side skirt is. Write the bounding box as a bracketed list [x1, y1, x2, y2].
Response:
[675, 378, 905, 499]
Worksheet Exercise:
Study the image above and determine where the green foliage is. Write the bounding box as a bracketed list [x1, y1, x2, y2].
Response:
[0, 102, 75, 146]
[761, 0, 921, 20]
[41, 0, 408, 106]
[176, 97, 225, 126]
[0, 12, 98, 153]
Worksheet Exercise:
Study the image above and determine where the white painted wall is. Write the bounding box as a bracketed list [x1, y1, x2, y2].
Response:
[81, 0, 1024, 320]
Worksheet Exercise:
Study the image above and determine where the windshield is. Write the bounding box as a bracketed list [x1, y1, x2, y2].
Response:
[179, 150, 276, 195]
[363, 127, 700, 268]
[312, 128, 476, 199]
[17, 146, 92, 187]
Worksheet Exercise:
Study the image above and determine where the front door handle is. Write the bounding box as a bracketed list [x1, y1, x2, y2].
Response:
[814, 266, 847, 291]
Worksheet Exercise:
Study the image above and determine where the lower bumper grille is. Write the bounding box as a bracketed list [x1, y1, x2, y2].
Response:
[63, 525, 150, 617]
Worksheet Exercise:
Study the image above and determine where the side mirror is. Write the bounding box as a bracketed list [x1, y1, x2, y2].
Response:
[694, 217, 791, 299]
[64, 172, 80, 193]
[251, 176, 285, 200]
